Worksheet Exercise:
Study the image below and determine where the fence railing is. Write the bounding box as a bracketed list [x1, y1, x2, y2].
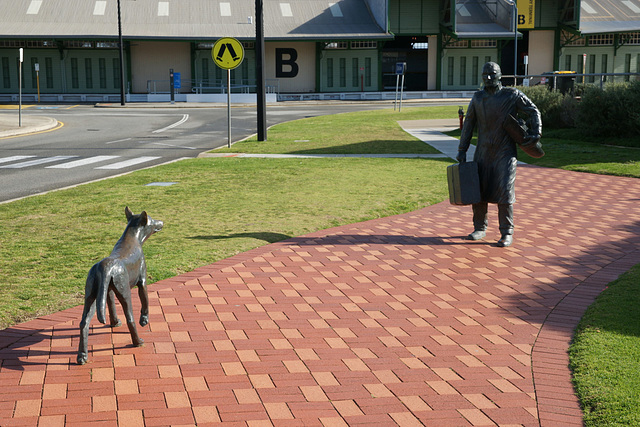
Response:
[504, 73, 640, 91]
[146, 79, 280, 95]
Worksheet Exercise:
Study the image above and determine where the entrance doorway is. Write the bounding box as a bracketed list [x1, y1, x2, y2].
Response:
[381, 36, 428, 91]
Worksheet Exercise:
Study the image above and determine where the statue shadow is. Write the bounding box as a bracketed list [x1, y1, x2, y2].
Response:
[189, 232, 292, 244]
[0, 325, 141, 370]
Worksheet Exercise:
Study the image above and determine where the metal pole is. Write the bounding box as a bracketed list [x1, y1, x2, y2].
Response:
[227, 69, 231, 148]
[513, 1, 518, 85]
[117, 0, 126, 105]
[18, 48, 23, 127]
[255, 0, 267, 141]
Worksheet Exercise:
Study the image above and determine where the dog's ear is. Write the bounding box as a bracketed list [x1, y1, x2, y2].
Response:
[140, 211, 148, 226]
[125, 206, 133, 221]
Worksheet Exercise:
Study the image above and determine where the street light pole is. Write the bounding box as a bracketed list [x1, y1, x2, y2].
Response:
[255, 0, 267, 141]
[512, 0, 518, 84]
[117, 0, 126, 105]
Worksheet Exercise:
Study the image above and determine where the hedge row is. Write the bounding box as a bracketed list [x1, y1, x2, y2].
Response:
[519, 81, 640, 141]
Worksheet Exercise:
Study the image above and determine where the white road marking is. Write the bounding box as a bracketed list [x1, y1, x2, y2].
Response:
[152, 114, 189, 133]
[46, 155, 121, 169]
[0, 156, 37, 164]
[0, 156, 78, 169]
[95, 156, 161, 170]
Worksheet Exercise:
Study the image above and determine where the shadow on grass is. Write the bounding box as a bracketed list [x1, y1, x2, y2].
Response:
[286, 139, 441, 155]
[189, 232, 293, 244]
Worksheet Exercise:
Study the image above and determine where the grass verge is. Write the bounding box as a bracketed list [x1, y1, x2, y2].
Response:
[569, 265, 640, 426]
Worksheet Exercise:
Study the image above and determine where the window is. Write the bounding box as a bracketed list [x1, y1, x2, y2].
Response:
[448, 40, 468, 48]
[45, 57, 53, 89]
[601, 54, 608, 81]
[625, 54, 631, 81]
[588, 55, 596, 83]
[565, 55, 572, 71]
[71, 58, 79, 89]
[2, 57, 10, 88]
[365, 57, 371, 87]
[339, 58, 346, 87]
[99, 58, 107, 89]
[351, 41, 377, 49]
[202, 58, 209, 82]
[327, 58, 333, 87]
[471, 40, 496, 48]
[85, 58, 93, 89]
[589, 34, 613, 46]
[447, 57, 454, 86]
[352, 58, 359, 87]
[31, 57, 38, 89]
[325, 42, 348, 49]
[472, 57, 479, 86]
[112, 58, 120, 89]
[460, 56, 466, 86]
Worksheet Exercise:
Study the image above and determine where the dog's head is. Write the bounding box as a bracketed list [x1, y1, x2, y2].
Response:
[125, 206, 164, 243]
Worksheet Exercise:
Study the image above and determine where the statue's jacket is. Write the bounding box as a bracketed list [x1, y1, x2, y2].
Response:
[458, 86, 541, 205]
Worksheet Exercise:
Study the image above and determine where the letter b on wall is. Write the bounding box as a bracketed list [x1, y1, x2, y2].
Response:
[276, 48, 299, 78]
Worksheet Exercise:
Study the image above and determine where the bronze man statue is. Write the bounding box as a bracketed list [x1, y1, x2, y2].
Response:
[457, 62, 541, 247]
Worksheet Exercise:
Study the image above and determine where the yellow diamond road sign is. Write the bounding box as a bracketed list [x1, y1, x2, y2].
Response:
[212, 37, 245, 70]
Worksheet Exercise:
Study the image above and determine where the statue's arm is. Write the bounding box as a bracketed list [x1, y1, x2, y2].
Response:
[517, 92, 542, 137]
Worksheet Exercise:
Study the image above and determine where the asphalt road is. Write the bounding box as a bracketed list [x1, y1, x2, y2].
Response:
[0, 100, 464, 203]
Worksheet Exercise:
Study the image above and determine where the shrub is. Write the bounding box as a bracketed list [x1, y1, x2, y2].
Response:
[519, 85, 576, 129]
[577, 81, 640, 140]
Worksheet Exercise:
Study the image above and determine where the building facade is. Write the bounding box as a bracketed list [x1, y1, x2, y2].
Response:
[0, 0, 638, 100]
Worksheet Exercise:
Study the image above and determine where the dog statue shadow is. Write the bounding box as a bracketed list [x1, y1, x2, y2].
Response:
[77, 207, 163, 365]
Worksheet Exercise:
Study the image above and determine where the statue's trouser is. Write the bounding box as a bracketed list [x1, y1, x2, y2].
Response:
[472, 202, 514, 236]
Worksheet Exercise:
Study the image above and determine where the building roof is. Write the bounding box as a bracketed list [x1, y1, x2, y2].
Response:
[1, 0, 391, 41]
[579, 0, 640, 34]
[454, 0, 516, 39]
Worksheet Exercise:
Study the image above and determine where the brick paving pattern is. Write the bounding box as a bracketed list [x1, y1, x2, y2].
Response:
[1, 165, 639, 426]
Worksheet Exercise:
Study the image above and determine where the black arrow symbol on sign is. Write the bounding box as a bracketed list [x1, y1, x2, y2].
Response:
[216, 43, 240, 62]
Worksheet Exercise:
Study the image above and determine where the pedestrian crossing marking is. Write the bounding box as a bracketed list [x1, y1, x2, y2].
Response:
[95, 156, 161, 170]
[0, 155, 162, 170]
[0, 155, 36, 164]
[0, 156, 78, 169]
[46, 155, 121, 169]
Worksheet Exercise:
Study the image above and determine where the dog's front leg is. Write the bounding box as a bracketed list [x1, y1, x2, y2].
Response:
[138, 279, 149, 327]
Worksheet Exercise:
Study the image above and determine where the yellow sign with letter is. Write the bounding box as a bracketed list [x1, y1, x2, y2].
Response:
[517, 0, 535, 29]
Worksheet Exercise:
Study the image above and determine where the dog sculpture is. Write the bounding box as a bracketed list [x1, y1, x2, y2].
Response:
[77, 207, 164, 365]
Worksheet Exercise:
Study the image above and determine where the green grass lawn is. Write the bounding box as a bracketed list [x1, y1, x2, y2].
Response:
[214, 106, 458, 154]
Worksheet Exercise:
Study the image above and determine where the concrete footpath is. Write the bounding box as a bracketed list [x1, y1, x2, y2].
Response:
[0, 116, 639, 426]
[0, 113, 58, 138]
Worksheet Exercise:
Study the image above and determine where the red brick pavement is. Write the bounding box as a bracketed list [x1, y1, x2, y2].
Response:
[1, 165, 639, 426]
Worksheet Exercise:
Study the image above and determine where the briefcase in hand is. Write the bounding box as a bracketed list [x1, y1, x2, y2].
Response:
[447, 162, 481, 205]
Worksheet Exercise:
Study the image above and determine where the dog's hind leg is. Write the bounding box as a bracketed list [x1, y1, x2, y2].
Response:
[114, 284, 144, 347]
[107, 288, 122, 327]
[77, 297, 96, 365]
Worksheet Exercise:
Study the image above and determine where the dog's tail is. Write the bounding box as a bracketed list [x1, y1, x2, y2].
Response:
[91, 261, 111, 325]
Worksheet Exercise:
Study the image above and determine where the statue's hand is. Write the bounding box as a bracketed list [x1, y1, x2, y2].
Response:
[523, 134, 541, 145]
[456, 150, 467, 163]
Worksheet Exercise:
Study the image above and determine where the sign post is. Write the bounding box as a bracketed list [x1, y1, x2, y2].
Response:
[169, 68, 175, 104]
[212, 37, 245, 148]
[18, 48, 23, 127]
[394, 62, 406, 112]
[35, 63, 40, 103]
